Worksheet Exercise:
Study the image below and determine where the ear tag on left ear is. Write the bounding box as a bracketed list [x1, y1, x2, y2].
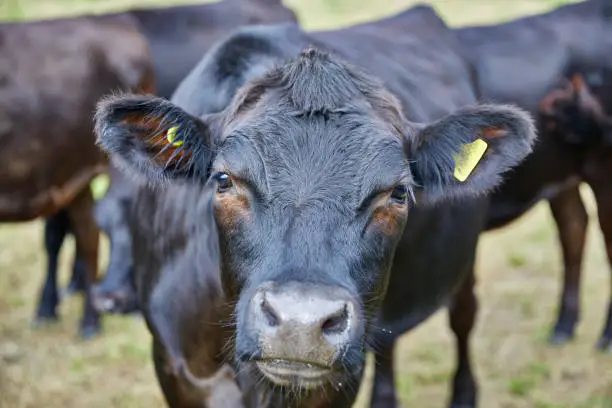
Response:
[166, 125, 183, 147]
[453, 138, 488, 182]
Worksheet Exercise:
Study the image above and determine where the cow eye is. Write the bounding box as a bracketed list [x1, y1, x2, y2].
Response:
[215, 172, 233, 193]
[390, 185, 408, 202]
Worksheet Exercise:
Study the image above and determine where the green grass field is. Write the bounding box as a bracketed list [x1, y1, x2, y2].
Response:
[1, 0, 611, 407]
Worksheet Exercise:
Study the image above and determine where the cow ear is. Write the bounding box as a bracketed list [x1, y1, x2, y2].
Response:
[406, 104, 537, 205]
[95, 94, 216, 183]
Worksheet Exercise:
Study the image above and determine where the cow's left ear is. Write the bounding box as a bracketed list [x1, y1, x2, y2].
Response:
[406, 104, 537, 205]
[95, 94, 218, 184]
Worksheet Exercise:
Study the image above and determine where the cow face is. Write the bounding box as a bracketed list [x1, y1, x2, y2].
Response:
[95, 49, 535, 391]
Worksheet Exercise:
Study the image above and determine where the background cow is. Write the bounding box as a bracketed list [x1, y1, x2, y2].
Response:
[0, 13, 154, 338]
[453, 0, 612, 351]
[536, 70, 612, 350]
[95, 7, 535, 408]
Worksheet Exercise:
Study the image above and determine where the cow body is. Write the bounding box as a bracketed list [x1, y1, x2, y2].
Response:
[0, 14, 153, 337]
[95, 6, 535, 408]
[453, 0, 612, 350]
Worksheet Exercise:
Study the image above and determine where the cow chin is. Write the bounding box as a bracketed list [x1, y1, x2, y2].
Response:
[235, 279, 366, 390]
[255, 359, 334, 389]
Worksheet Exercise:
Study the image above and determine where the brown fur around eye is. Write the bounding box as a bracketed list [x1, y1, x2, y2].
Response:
[214, 191, 251, 229]
[369, 194, 407, 235]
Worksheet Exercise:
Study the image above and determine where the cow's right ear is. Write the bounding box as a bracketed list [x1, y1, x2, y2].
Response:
[94, 94, 216, 183]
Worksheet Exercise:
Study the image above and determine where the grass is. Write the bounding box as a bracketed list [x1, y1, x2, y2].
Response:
[1, 0, 611, 407]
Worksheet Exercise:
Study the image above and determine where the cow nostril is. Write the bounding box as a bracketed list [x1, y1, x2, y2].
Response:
[260, 298, 280, 327]
[321, 305, 349, 335]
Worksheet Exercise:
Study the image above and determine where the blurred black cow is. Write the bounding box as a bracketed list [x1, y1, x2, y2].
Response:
[453, 0, 612, 352]
[0, 13, 154, 338]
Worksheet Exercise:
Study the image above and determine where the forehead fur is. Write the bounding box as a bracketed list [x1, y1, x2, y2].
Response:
[214, 48, 411, 208]
[225, 47, 407, 136]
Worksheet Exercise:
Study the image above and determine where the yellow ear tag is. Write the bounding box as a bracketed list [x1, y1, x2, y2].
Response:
[453, 138, 488, 182]
[166, 125, 183, 147]
[90, 174, 110, 201]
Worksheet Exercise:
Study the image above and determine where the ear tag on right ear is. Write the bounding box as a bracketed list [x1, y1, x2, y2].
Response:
[166, 125, 183, 147]
[453, 138, 488, 182]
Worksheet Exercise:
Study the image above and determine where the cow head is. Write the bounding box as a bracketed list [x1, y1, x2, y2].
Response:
[95, 49, 535, 393]
[539, 73, 612, 146]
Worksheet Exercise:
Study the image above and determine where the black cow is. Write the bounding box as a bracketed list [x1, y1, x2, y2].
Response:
[94, 7, 535, 408]
[452, 0, 612, 352]
[534, 70, 612, 352]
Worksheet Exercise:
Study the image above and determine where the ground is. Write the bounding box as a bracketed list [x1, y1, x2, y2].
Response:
[1, 0, 611, 407]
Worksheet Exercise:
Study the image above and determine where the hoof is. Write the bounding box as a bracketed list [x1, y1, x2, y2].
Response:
[449, 395, 476, 408]
[548, 330, 573, 346]
[596, 337, 612, 353]
[79, 323, 101, 340]
[61, 286, 80, 298]
[31, 314, 59, 328]
[62, 281, 86, 297]
[369, 396, 399, 408]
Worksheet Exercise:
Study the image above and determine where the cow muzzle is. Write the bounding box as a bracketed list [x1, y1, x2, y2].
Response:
[241, 281, 361, 388]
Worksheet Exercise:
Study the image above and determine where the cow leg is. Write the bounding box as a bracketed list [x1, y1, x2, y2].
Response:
[590, 182, 612, 352]
[547, 187, 588, 345]
[64, 242, 87, 295]
[370, 343, 398, 408]
[66, 188, 101, 339]
[448, 270, 477, 408]
[152, 339, 185, 407]
[33, 210, 70, 323]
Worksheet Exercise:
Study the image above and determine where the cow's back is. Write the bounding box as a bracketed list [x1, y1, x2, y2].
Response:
[128, 0, 297, 98]
[175, 5, 479, 120]
[0, 15, 152, 220]
[454, 0, 612, 111]
[312, 5, 479, 122]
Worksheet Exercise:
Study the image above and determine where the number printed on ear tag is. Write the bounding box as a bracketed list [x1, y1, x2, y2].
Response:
[453, 138, 488, 182]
